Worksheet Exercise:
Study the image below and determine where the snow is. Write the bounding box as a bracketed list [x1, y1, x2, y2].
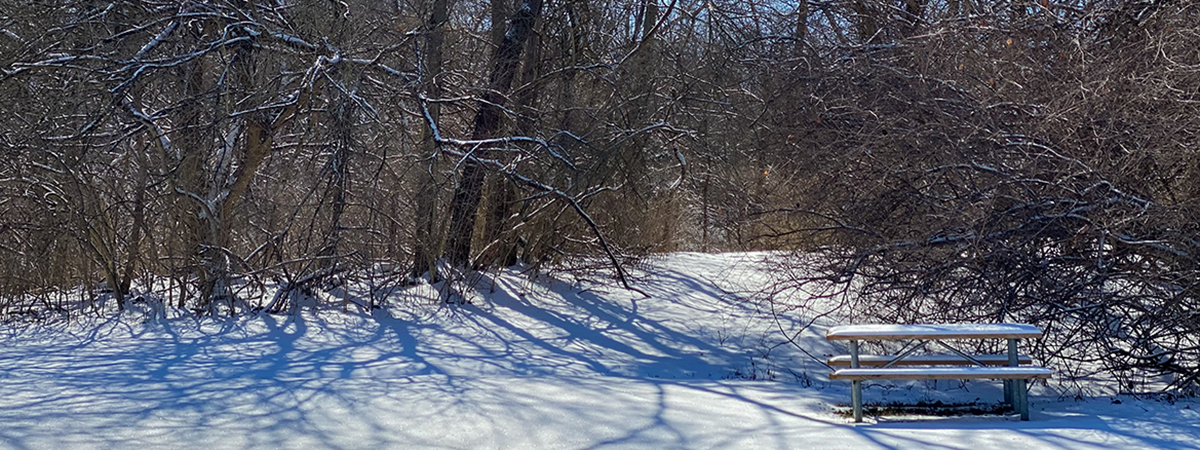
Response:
[826, 323, 1044, 340]
[1, 252, 1197, 449]
[827, 354, 1032, 366]
[830, 367, 1053, 380]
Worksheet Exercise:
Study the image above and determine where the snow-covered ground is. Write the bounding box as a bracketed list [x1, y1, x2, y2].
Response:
[1, 253, 1197, 449]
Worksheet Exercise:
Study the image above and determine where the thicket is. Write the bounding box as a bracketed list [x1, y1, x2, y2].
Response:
[2, 0, 1198, 391]
[763, 1, 1200, 394]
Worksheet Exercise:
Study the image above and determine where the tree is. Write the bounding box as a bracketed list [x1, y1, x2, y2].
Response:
[411, 0, 452, 279]
[442, 0, 545, 267]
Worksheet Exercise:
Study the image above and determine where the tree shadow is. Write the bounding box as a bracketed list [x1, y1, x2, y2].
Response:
[1, 260, 1197, 449]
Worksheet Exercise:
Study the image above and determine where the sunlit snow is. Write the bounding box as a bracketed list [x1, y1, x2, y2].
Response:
[1, 253, 1196, 449]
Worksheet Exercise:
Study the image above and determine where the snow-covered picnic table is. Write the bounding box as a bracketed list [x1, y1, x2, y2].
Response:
[825, 323, 1051, 423]
[826, 323, 1044, 341]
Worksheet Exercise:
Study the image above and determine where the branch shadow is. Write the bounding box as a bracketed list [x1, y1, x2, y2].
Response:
[1, 258, 1198, 449]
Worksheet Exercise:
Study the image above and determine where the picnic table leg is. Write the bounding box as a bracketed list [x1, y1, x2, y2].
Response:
[1017, 378, 1029, 420]
[1006, 338, 1018, 410]
[851, 340, 862, 423]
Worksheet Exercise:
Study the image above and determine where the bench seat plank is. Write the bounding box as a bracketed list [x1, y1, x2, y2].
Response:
[830, 367, 1052, 381]
[827, 354, 1033, 367]
[826, 323, 1043, 341]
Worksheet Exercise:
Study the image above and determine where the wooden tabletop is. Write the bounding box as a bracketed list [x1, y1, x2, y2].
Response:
[829, 366, 1053, 380]
[825, 323, 1043, 341]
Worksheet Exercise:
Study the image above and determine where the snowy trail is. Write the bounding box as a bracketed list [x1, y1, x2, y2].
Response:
[1, 253, 1197, 449]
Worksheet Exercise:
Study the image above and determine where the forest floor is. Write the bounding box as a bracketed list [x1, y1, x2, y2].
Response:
[1, 252, 1197, 449]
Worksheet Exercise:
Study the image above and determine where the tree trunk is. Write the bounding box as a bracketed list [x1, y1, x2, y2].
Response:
[850, 1, 879, 44]
[444, 0, 544, 267]
[411, 0, 450, 278]
[903, 0, 925, 33]
[323, 99, 352, 270]
[173, 43, 211, 311]
[481, 30, 541, 267]
[796, 0, 808, 54]
[122, 141, 148, 301]
[491, 0, 510, 49]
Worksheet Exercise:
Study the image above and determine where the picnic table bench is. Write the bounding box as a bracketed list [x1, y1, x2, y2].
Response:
[826, 323, 1052, 422]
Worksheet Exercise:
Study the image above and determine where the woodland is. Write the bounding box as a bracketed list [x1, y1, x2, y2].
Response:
[2, 0, 1199, 393]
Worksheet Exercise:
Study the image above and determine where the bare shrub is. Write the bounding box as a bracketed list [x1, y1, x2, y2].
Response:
[767, 2, 1200, 394]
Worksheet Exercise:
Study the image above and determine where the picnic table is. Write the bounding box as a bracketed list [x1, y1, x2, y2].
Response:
[826, 323, 1052, 422]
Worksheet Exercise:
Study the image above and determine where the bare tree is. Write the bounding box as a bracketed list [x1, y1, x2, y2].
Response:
[442, 0, 544, 267]
[411, 0, 452, 279]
